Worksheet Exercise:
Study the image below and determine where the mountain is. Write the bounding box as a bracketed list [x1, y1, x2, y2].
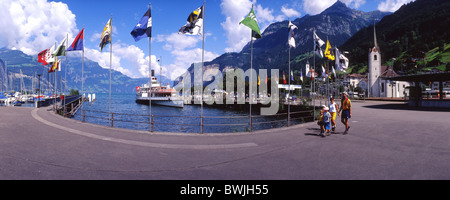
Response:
[340, 0, 450, 74]
[0, 48, 152, 94]
[180, 0, 391, 84]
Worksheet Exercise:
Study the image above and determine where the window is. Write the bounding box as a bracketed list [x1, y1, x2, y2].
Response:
[374, 55, 377, 61]
[381, 82, 385, 93]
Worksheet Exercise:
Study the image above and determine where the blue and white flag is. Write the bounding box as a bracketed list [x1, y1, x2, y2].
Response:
[131, 6, 152, 41]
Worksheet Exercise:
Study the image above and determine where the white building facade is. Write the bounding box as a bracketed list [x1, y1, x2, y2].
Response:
[368, 24, 410, 98]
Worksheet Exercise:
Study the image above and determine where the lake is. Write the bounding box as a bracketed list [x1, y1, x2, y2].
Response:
[72, 93, 308, 133]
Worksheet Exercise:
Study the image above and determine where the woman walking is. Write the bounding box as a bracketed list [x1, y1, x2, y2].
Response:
[329, 97, 339, 132]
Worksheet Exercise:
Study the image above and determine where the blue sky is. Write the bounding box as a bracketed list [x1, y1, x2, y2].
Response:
[0, 0, 414, 80]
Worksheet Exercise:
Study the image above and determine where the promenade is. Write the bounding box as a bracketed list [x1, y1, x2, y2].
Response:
[0, 100, 449, 180]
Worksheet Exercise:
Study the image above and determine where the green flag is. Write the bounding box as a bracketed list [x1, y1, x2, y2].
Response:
[240, 7, 262, 39]
[53, 37, 67, 57]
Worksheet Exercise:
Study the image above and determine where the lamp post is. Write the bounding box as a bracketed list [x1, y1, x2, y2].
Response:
[390, 58, 396, 98]
[37, 74, 41, 107]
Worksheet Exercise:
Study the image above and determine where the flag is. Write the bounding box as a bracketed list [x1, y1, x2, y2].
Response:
[335, 48, 349, 72]
[332, 66, 336, 80]
[321, 65, 326, 78]
[38, 49, 49, 65]
[288, 20, 297, 48]
[99, 18, 112, 52]
[300, 70, 303, 82]
[340, 54, 349, 70]
[53, 37, 67, 57]
[131, 7, 152, 41]
[283, 72, 286, 84]
[306, 62, 315, 81]
[324, 40, 335, 61]
[179, 5, 204, 35]
[240, 6, 262, 39]
[257, 75, 260, 86]
[49, 57, 61, 73]
[335, 48, 342, 71]
[305, 62, 311, 77]
[38, 44, 56, 65]
[291, 71, 294, 81]
[67, 28, 84, 51]
[313, 31, 324, 57]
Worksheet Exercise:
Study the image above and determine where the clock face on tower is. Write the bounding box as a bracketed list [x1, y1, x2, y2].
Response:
[373, 47, 377, 52]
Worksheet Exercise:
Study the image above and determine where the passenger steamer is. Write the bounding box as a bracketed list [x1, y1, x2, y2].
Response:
[135, 71, 183, 108]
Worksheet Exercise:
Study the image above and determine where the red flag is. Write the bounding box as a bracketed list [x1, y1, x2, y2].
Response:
[38, 49, 49, 65]
[283, 72, 286, 84]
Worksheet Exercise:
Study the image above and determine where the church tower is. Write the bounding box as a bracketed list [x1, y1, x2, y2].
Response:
[368, 21, 381, 97]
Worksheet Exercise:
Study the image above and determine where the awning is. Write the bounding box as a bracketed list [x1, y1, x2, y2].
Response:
[384, 72, 450, 82]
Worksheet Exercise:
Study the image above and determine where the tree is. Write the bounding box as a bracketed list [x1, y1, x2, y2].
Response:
[70, 89, 79, 96]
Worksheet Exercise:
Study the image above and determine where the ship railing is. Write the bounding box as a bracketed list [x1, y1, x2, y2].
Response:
[80, 109, 314, 134]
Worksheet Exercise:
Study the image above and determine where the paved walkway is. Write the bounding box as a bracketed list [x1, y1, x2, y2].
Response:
[0, 101, 449, 180]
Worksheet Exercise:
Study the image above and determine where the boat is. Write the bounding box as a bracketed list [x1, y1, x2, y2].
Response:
[136, 71, 184, 108]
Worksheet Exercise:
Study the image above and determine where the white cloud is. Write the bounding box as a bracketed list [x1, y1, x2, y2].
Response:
[341, 0, 366, 9]
[378, 0, 415, 12]
[220, 0, 255, 52]
[302, 0, 367, 15]
[84, 43, 161, 79]
[0, 0, 78, 55]
[281, 5, 301, 19]
[156, 33, 202, 51]
[220, 0, 282, 52]
[302, 0, 336, 15]
[156, 33, 220, 80]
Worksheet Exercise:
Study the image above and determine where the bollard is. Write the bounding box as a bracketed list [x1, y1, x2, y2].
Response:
[151, 115, 154, 132]
[111, 113, 114, 128]
[250, 115, 253, 132]
[82, 109, 85, 122]
[201, 117, 204, 134]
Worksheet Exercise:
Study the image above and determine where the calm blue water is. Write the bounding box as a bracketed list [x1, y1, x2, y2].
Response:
[72, 93, 304, 133]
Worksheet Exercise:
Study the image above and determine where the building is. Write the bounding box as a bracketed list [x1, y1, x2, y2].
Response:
[346, 73, 368, 90]
[368, 23, 410, 98]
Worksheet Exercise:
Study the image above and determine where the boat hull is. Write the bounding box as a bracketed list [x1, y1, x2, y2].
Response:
[136, 97, 184, 108]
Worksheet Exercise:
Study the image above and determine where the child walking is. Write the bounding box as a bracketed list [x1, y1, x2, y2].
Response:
[317, 109, 325, 136]
[322, 107, 332, 137]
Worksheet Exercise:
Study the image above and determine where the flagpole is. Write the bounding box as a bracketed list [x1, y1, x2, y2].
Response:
[149, 3, 152, 132]
[64, 33, 68, 117]
[109, 15, 112, 126]
[201, 1, 205, 134]
[288, 18, 291, 127]
[54, 42, 57, 113]
[82, 25, 85, 105]
[249, 4, 254, 132]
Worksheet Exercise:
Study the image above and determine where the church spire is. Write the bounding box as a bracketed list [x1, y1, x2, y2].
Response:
[373, 16, 378, 48]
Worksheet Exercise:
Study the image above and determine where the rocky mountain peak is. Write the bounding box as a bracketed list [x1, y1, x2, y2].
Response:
[321, 0, 352, 16]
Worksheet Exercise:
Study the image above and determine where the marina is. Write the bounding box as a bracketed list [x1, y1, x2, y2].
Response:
[0, 99, 449, 180]
[0, 0, 449, 182]
[74, 93, 315, 133]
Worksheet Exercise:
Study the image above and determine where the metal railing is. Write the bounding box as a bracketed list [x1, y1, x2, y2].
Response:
[80, 109, 315, 134]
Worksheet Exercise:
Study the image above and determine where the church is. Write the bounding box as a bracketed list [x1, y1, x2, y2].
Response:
[368, 24, 410, 98]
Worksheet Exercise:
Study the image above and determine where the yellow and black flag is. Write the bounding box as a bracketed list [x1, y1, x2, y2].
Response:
[179, 5, 204, 35]
[324, 39, 335, 61]
[99, 18, 112, 52]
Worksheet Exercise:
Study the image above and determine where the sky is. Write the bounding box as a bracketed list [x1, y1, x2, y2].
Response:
[0, 0, 415, 80]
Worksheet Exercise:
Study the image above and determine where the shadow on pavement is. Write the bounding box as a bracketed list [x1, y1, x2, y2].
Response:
[363, 103, 450, 112]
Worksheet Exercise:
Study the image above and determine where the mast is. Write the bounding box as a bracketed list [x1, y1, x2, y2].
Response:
[109, 15, 113, 126]
[201, 1, 205, 133]
[148, 3, 152, 130]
